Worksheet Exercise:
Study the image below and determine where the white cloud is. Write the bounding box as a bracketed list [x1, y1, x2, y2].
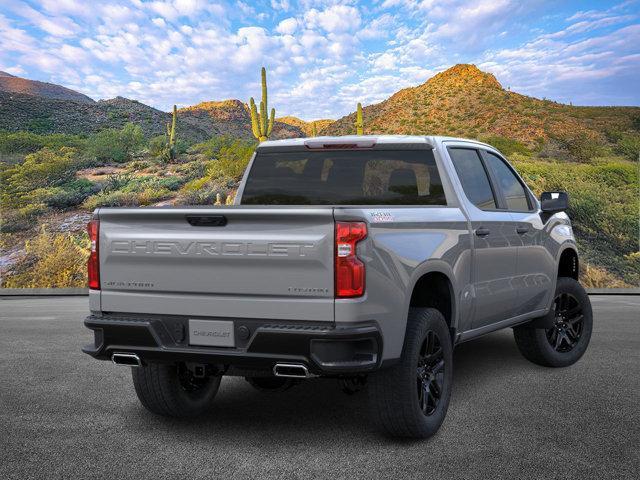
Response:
[304, 5, 361, 33]
[152, 17, 166, 28]
[276, 17, 298, 35]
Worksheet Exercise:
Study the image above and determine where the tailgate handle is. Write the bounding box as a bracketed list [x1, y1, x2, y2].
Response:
[186, 215, 227, 227]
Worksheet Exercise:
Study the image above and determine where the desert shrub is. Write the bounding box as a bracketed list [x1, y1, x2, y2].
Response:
[614, 133, 640, 160]
[30, 179, 99, 209]
[2, 227, 88, 288]
[481, 135, 530, 156]
[88, 123, 144, 162]
[148, 135, 167, 157]
[215, 141, 254, 178]
[0, 203, 47, 233]
[192, 136, 256, 162]
[0, 131, 88, 155]
[156, 176, 185, 191]
[551, 132, 603, 162]
[175, 186, 223, 206]
[102, 173, 134, 192]
[82, 191, 139, 209]
[580, 263, 629, 288]
[0, 147, 81, 208]
[83, 187, 172, 210]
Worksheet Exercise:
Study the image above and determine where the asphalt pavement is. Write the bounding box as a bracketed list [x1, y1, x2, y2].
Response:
[0, 295, 638, 479]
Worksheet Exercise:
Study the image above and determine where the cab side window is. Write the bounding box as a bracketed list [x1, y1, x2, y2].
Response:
[483, 152, 530, 211]
[448, 148, 498, 210]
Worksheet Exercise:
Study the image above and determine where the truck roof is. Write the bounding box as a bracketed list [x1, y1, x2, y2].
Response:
[257, 135, 494, 149]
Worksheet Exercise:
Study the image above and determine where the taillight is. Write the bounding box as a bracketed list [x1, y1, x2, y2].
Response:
[87, 219, 100, 290]
[335, 221, 367, 298]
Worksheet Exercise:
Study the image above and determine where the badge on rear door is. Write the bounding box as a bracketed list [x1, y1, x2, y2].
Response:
[188, 319, 235, 347]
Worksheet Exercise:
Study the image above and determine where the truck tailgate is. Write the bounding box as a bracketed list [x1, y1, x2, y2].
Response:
[97, 207, 335, 322]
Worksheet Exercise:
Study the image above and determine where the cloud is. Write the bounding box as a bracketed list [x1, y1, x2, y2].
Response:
[304, 5, 361, 33]
[276, 17, 298, 35]
[0, 0, 637, 118]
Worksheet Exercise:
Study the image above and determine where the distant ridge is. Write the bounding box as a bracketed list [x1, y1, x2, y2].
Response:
[0, 72, 95, 104]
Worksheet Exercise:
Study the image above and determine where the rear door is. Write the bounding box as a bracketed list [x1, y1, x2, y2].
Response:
[446, 146, 519, 329]
[97, 207, 335, 322]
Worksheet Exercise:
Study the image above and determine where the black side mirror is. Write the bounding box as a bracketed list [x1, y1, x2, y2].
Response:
[540, 191, 569, 213]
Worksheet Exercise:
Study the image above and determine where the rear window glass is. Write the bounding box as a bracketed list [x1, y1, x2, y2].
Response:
[241, 150, 446, 205]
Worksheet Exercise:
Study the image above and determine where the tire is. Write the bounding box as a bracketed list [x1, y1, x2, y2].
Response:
[367, 308, 453, 439]
[245, 376, 296, 392]
[514, 277, 593, 368]
[131, 362, 221, 417]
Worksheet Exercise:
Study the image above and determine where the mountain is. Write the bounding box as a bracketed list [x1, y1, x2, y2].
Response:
[276, 116, 334, 136]
[179, 100, 303, 139]
[0, 71, 303, 142]
[322, 64, 639, 147]
[0, 71, 94, 104]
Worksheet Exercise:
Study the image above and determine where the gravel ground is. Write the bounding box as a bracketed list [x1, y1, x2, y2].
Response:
[0, 295, 638, 480]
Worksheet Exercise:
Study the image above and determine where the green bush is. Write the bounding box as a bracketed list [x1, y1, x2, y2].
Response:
[88, 123, 144, 163]
[0, 203, 47, 232]
[554, 132, 603, 162]
[0, 131, 88, 154]
[1, 227, 89, 288]
[31, 178, 99, 209]
[480, 135, 531, 156]
[614, 133, 640, 160]
[148, 135, 167, 157]
[0, 147, 81, 208]
[83, 187, 172, 209]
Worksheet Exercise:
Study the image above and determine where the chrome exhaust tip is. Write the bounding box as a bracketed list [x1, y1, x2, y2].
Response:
[112, 352, 142, 367]
[273, 363, 310, 378]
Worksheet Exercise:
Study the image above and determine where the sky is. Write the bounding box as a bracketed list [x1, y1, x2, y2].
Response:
[0, 0, 638, 120]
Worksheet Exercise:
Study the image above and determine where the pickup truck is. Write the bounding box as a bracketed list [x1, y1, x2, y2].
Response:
[83, 135, 593, 439]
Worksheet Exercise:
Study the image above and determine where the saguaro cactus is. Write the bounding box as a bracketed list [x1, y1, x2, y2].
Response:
[311, 122, 317, 137]
[249, 67, 275, 142]
[355, 102, 363, 135]
[165, 104, 177, 161]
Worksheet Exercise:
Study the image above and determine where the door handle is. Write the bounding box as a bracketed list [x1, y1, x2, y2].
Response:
[516, 226, 530, 235]
[475, 227, 491, 237]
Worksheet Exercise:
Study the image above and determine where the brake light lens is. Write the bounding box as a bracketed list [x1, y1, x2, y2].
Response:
[335, 221, 367, 298]
[87, 219, 100, 290]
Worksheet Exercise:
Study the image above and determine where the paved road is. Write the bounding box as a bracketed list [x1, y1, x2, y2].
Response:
[1, 296, 638, 480]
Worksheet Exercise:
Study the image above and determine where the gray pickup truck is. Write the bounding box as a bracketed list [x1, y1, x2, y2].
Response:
[83, 135, 593, 438]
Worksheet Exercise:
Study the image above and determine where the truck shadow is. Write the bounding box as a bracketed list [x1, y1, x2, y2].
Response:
[127, 331, 533, 443]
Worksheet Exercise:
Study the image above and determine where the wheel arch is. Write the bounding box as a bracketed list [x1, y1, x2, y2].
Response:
[558, 246, 579, 280]
[405, 261, 459, 338]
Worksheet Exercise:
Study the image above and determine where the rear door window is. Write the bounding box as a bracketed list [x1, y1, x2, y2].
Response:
[448, 148, 498, 210]
[241, 150, 446, 205]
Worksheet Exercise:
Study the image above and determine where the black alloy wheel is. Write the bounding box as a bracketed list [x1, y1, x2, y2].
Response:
[416, 330, 445, 416]
[546, 292, 584, 353]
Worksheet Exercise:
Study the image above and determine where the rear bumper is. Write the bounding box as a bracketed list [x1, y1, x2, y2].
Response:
[82, 313, 382, 376]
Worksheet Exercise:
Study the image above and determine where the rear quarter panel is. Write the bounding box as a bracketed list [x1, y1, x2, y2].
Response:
[334, 207, 472, 361]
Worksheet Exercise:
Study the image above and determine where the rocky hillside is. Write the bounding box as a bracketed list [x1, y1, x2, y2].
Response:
[179, 100, 303, 140]
[0, 73, 303, 142]
[322, 64, 640, 146]
[276, 116, 334, 136]
[0, 71, 94, 104]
